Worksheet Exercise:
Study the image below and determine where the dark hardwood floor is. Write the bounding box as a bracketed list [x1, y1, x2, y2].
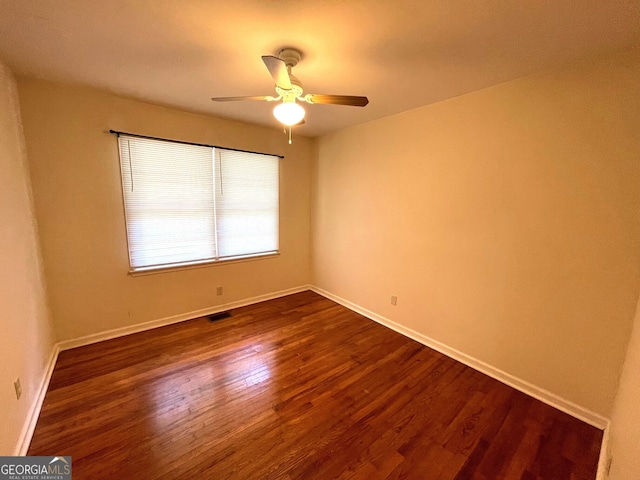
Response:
[29, 290, 603, 479]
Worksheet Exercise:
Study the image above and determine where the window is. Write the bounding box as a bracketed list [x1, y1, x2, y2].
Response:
[117, 134, 279, 272]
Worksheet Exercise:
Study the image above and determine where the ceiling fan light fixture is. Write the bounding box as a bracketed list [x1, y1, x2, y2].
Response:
[273, 101, 305, 126]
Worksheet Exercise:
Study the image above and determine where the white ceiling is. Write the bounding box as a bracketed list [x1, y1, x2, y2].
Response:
[1, 0, 639, 137]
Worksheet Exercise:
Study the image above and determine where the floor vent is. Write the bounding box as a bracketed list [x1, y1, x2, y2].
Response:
[208, 311, 231, 322]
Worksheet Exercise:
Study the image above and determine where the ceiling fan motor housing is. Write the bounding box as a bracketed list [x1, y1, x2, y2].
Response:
[277, 48, 304, 100]
[278, 48, 302, 68]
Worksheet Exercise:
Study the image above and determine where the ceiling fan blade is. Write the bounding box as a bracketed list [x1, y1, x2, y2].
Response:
[261, 55, 292, 90]
[304, 94, 369, 107]
[211, 95, 277, 102]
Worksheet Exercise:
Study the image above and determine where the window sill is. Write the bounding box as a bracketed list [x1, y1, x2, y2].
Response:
[128, 252, 280, 277]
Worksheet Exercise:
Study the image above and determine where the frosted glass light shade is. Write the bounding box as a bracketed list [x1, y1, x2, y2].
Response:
[273, 102, 305, 125]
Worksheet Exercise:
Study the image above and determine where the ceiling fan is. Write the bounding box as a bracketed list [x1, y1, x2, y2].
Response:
[212, 48, 369, 142]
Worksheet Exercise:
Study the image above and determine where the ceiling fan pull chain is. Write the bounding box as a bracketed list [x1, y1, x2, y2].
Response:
[288, 125, 292, 144]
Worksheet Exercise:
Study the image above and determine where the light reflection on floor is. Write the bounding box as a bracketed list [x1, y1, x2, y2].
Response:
[147, 343, 275, 433]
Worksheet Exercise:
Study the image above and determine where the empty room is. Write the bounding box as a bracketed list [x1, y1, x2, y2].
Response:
[1, 1, 639, 479]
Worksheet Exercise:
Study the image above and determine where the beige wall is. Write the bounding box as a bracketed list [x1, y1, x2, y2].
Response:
[0, 63, 55, 454]
[18, 79, 313, 342]
[312, 49, 640, 417]
[609, 298, 640, 478]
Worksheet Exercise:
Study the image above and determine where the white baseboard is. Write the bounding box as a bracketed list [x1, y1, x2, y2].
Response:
[596, 426, 611, 479]
[310, 285, 609, 430]
[58, 285, 311, 351]
[14, 343, 60, 456]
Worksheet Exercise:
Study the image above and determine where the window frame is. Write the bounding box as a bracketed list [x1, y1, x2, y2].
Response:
[113, 131, 282, 275]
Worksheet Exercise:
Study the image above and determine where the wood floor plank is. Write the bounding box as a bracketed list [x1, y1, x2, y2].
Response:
[28, 291, 603, 479]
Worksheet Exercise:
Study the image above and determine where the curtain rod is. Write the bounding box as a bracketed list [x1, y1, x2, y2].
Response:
[109, 130, 284, 159]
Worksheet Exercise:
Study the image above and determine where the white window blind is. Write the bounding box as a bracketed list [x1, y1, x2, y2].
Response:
[215, 149, 279, 259]
[117, 135, 279, 271]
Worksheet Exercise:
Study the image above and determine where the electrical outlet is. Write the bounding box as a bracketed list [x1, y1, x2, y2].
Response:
[391, 295, 397, 306]
[216, 286, 223, 296]
[14, 378, 21, 400]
